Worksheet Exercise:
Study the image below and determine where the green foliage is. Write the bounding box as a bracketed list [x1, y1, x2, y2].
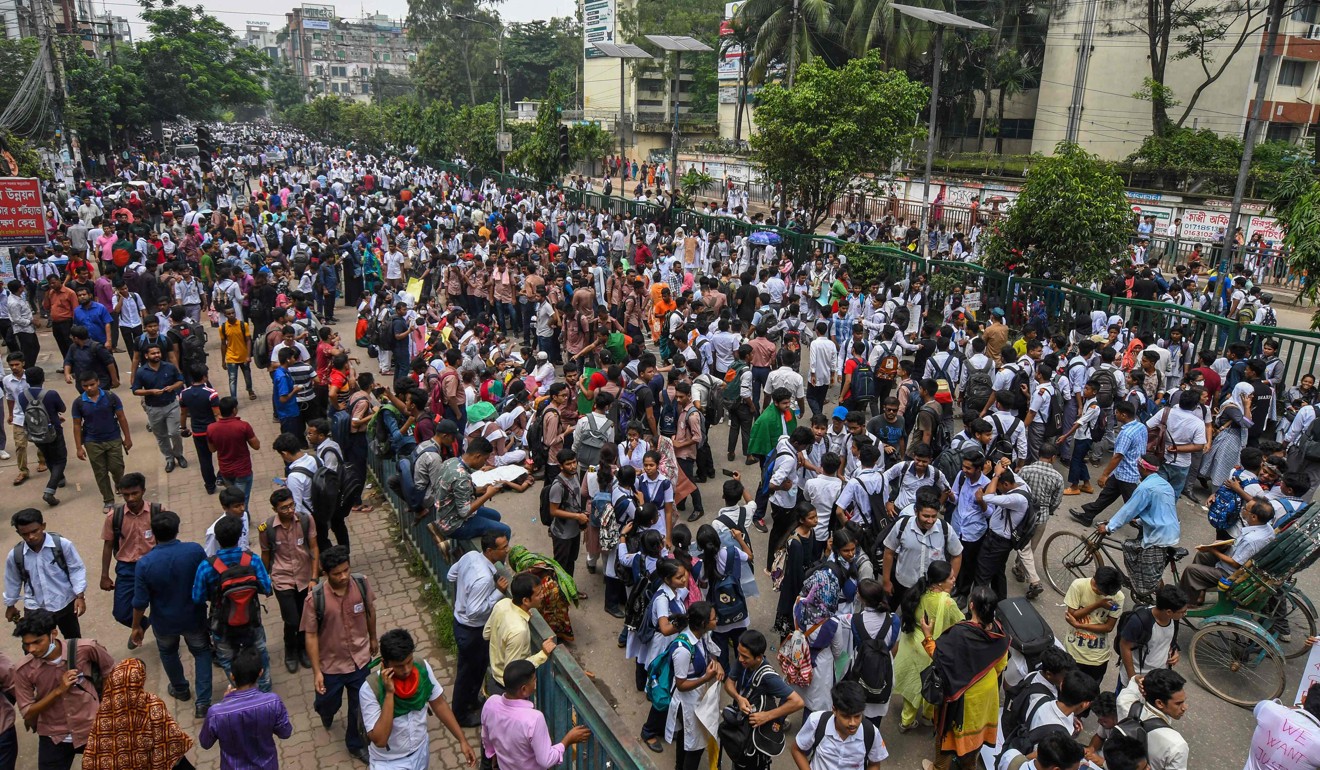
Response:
[507, 86, 565, 182]
[619, 0, 720, 111]
[0, 129, 49, 179]
[1278, 178, 1320, 328]
[571, 123, 614, 174]
[268, 57, 308, 113]
[61, 42, 146, 155]
[503, 19, 580, 104]
[983, 142, 1131, 283]
[675, 169, 715, 208]
[446, 102, 500, 170]
[134, 0, 269, 121]
[407, 0, 499, 107]
[750, 50, 927, 230]
[1128, 124, 1241, 171]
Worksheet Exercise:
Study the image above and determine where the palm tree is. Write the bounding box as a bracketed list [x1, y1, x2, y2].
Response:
[721, 16, 757, 142]
[990, 47, 1034, 154]
[839, 0, 950, 68]
[737, 0, 841, 87]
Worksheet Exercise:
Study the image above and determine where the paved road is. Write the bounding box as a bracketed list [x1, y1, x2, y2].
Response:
[487, 405, 1306, 770]
[0, 315, 468, 770]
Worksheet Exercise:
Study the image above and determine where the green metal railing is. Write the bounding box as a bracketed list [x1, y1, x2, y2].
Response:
[367, 443, 659, 770]
[430, 163, 1320, 385]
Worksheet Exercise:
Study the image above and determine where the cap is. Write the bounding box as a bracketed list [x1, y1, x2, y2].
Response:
[832, 406, 849, 420]
[537, 351, 549, 361]
[992, 307, 1005, 317]
[436, 419, 459, 436]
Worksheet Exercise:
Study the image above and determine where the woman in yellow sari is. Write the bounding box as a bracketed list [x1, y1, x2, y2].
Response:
[892, 560, 963, 731]
[921, 585, 1010, 770]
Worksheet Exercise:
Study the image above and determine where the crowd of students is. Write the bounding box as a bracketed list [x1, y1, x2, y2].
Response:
[0, 124, 1317, 770]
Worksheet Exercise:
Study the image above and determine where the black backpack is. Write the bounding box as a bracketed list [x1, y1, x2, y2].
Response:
[844, 612, 894, 705]
[311, 574, 370, 628]
[1089, 367, 1118, 409]
[21, 389, 56, 445]
[1006, 362, 1029, 395]
[988, 415, 1021, 464]
[658, 387, 679, 437]
[997, 596, 1056, 670]
[1043, 380, 1066, 439]
[1114, 701, 1173, 746]
[922, 402, 951, 455]
[965, 361, 995, 412]
[289, 456, 342, 515]
[850, 358, 877, 402]
[1001, 683, 1066, 755]
[526, 402, 555, 469]
[174, 321, 208, 366]
[805, 713, 877, 761]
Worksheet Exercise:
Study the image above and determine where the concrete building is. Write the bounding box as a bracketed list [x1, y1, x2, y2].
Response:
[283, 4, 417, 102]
[245, 20, 281, 62]
[579, 0, 718, 163]
[1031, 0, 1310, 159]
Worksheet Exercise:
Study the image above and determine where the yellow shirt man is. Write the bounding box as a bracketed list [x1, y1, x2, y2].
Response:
[483, 596, 549, 687]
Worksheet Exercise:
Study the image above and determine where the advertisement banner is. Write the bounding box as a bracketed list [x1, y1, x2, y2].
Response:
[718, 86, 738, 104]
[1248, 215, 1285, 243]
[0, 178, 45, 247]
[1130, 203, 1173, 224]
[301, 18, 330, 29]
[1179, 208, 1229, 243]
[584, 0, 615, 58]
[718, 57, 741, 81]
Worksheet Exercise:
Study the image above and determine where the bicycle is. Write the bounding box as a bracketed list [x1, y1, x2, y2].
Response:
[1041, 527, 1186, 606]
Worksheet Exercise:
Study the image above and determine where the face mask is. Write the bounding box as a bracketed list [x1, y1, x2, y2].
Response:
[44, 639, 57, 658]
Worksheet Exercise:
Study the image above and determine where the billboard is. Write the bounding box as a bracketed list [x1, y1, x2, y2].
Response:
[584, 0, 615, 58]
[302, 19, 330, 29]
[1248, 215, 1285, 243]
[0, 178, 45, 247]
[1179, 208, 1230, 243]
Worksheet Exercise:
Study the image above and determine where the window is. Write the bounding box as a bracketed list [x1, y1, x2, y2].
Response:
[335, 33, 344, 41]
[382, 52, 391, 62]
[1293, 3, 1317, 23]
[1279, 59, 1307, 86]
[1266, 123, 1300, 142]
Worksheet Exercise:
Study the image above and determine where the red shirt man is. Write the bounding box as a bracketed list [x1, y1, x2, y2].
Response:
[207, 410, 259, 481]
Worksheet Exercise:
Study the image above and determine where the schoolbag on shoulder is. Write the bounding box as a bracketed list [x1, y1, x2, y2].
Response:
[965, 361, 994, 411]
[177, 321, 208, 365]
[645, 635, 696, 710]
[778, 620, 825, 688]
[22, 389, 56, 445]
[262, 513, 312, 553]
[311, 573, 370, 628]
[289, 456, 343, 516]
[997, 597, 1055, 670]
[208, 552, 263, 636]
[1089, 368, 1118, 409]
[850, 358, 877, 403]
[1114, 701, 1173, 746]
[844, 612, 894, 705]
[10, 533, 71, 593]
[874, 343, 900, 382]
[805, 712, 876, 761]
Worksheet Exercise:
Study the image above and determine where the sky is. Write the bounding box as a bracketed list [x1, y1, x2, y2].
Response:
[114, 0, 577, 40]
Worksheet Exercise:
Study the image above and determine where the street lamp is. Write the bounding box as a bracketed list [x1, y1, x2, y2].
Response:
[590, 42, 654, 181]
[450, 13, 508, 172]
[644, 35, 713, 197]
[889, 4, 989, 254]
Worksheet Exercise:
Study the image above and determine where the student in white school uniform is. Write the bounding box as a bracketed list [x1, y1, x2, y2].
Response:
[664, 602, 724, 770]
[790, 681, 889, 770]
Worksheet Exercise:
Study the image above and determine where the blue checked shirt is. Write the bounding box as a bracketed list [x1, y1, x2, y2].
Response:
[191, 547, 273, 605]
[1112, 420, 1149, 484]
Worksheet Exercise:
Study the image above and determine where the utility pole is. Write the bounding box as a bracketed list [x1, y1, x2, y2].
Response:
[1065, 0, 1098, 144]
[1225, 0, 1285, 272]
[786, 0, 800, 88]
[38, 0, 81, 177]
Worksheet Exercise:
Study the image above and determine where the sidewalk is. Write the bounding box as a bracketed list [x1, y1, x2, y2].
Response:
[0, 316, 470, 769]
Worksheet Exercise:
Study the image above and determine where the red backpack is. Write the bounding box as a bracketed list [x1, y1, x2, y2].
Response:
[208, 553, 262, 636]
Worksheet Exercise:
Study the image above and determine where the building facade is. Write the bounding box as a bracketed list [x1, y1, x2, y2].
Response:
[283, 4, 416, 102]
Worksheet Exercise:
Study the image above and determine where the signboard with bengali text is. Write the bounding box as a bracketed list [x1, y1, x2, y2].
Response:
[0, 178, 45, 247]
[1248, 215, 1285, 243]
[1179, 208, 1229, 243]
[584, 0, 615, 58]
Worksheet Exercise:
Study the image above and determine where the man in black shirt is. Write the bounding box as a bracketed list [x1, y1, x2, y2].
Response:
[178, 364, 221, 494]
[62, 326, 118, 389]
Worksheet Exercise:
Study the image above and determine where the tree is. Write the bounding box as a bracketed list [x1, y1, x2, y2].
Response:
[407, 0, 499, 107]
[982, 142, 1131, 282]
[736, 0, 840, 87]
[135, 0, 268, 121]
[988, 47, 1034, 154]
[61, 43, 146, 155]
[1276, 171, 1320, 328]
[0, 129, 48, 179]
[721, 16, 757, 142]
[268, 57, 308, 113]
[446, 102, 500, 169]
[503, 19, 579, 103]
[571, 122, 614, 176]
[749, 50, 927, 230]
[1132, 0, 1268, 137]
[508, 85, 566, 181]
[619, 0, 721, 113]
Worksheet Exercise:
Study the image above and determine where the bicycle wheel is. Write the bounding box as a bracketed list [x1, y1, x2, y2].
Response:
[1269, 589, 1318, 660]
[1042, 531, 1102, 596]
[1189, 621, 1285, 707]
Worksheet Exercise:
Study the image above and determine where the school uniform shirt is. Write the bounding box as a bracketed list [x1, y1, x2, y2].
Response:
[1028, 381, 1053, 423]
[626, 583, 684, 667]
[794, 711, 889, 770]
[805, 476, 843, 542]
[882, 515, 963, 588]
[951, 472, 992, 543]
[1146, 406, 1207, 469]
[664, 630, 721, 750]
[984, 484, 1033, 540]
[1074, 398, 1100, 442]
[1116, 677, 1188, 770]
[882, 461, 948, 510]
[987, 410, 1028, 463]
[835, 468, 887, 525]
[768, 437, 800, 509]
[849, 609, 900, 718]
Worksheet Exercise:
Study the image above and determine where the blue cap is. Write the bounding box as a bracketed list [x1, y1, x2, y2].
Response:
[832, 406, 849, 420]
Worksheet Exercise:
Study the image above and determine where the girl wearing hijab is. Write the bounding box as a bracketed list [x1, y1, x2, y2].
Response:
[82, 658, 194, 770]
[892, 560, 962, 732]
[1200, 381, 1254, 488]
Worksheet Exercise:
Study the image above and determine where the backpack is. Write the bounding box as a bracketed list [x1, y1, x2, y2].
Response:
[849, 357, 877, 403]
[597, 495, 627, 552]
[21, 389, 55, 445]
[538, 475, 567, 527]
[10, 534, 71, 595]
[207, 552, 263, 636]
[253, 327, 271, 369]
[262, 513, 312, 553]
[922, 402, 951, 455]
[1146, 407, 1171, 465]
[175, 321, 208, 366]
[1204, 471, 1246, 529]
[723, 362, 748, 403]
[575, 412, 613, 468]
[900, 381, 921, 429]
[1043, 382, 1066, 439]
[1001, 681, 1065, 755]
[1004, 491, 1039, 550]
[1089, 367, 1118, 409]
[1114, 701, 1173, 746]
[610, 383, 642, 437]
[658, 387, 679, 437]
[989, 415, 1021, 464]
[310, 575, 369, 628]
[1005, 362, 1030, 395]
[778, 620, 824, 688]
[111, 502, 164, 555]
[526, 402, 555, 469]
[874, 343, 900, 382]
[624, 565, 664, 642]
[1236, 301, 1258, 326]
[330, 400, 355, 447]
[844, 612, 894, 705]
[1262, 305, 1277, 327]
[696, 373, 726, 426]
[965, 360, 995, 411]
[645, 635, 699, 710]
[709, 547, 748, 625]
[66, 638, 105, 700]
[289, 455, 343, 515]
[997, 597, 1056, 671]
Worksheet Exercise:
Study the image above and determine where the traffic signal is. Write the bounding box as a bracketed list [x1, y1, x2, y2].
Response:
[196, 126, 214, 171]
[558, 124, 570, 168]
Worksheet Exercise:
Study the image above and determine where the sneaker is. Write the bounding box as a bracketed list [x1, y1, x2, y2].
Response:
[0, 451, 11, 460]
[1025, 583, 1044, 600]
[752, 519, 768, 534]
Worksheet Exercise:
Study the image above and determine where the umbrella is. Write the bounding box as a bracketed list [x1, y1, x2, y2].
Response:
[748, 230, 781, 246]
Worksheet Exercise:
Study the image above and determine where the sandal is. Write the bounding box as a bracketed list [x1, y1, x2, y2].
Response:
[351, 504, 374, 513]
[640, 735, 662, 753]
[11, 473, 27, 486]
